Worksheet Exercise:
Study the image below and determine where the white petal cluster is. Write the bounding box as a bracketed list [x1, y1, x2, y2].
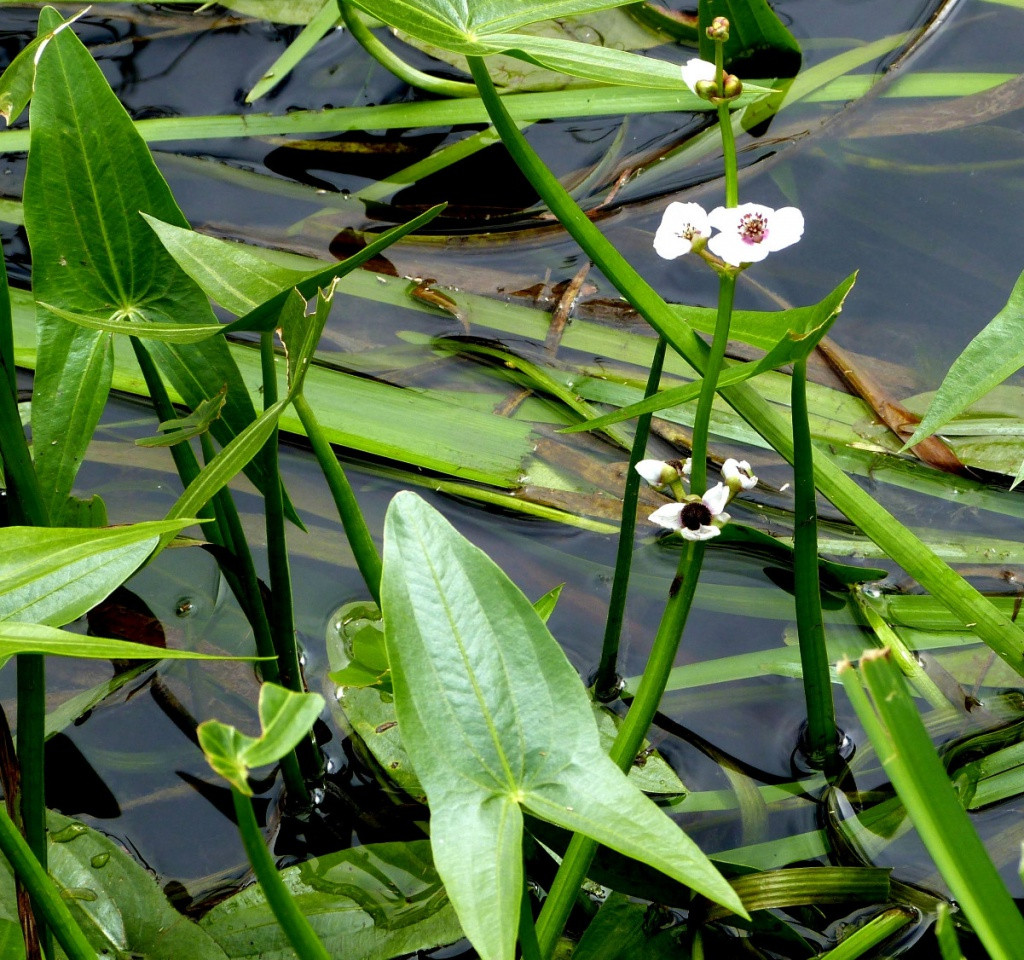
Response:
[681, 58, 716, 96]
[648, 483, 731, 541]
[653, 201, 804, 266]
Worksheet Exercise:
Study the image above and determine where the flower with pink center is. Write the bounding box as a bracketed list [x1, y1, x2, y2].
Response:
[653, 202, 711, 260]
[707, 203, 804, 267]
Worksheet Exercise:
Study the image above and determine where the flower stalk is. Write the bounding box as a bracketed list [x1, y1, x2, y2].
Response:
[593, 336, 667, 701]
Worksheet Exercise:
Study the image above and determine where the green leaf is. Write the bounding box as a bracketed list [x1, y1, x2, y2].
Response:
[381, 491, 744, 960]
[532, 583, 563, 623]
[135, 386, 227, 448]
[902, 269, 1024, 451]
[0, 519, 195, 626]
[839, 653, 1024, 960]
[346, 0, 639, 52]
[246, 1, 341, 102]
[0, 9, 87, 125]
[0, 621, 263, 662]
[563, 274, 857, 433]
[43, 811, 228, 959]
[24, 11, 274, 522]
[200, 840, 463, 960]
[197, 683, 325, 796]
[145, 203, 445, 333]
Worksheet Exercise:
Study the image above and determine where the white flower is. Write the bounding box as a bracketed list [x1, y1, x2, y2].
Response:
[722, 458, 758, 494]
[653, 202, 711, 260]
[681, 58, 716, 96]
[636, 459, 675, 489]
[707, 203, 804, 267]
[648, 482, 731, 541]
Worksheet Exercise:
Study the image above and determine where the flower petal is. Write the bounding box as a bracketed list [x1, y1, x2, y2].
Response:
[708, 230, 769, 266]
[681, 58, 715, 95]
[702, 482, 731, 516]
[681, 524, 720, 541]
[762, 206, 805, 252]
[636, 459, 669, 487]
[653, 202, 710, 260]
[648, 503, 684, 530]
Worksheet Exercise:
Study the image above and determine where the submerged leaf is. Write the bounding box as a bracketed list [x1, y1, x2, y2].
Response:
[381, 491, 744, 960]
[200, 841, 462, 960]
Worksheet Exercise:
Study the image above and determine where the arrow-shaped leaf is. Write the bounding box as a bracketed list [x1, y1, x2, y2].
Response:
[381, 491, 744, 960]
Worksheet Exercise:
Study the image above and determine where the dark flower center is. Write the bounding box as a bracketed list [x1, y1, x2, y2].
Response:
[739, 212, 768, 245]
[681, 501, 713, 530]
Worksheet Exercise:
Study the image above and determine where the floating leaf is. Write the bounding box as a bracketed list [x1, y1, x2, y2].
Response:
[198, 683, 326, 796]
[200, 841, 462, 960]
[381, 491, 744, 960]
[0, 810, 229, 960]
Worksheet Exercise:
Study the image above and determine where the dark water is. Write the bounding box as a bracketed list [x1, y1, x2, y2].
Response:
[2, 1, 1024, 955]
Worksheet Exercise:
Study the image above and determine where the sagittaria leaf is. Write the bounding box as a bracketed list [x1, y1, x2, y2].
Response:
[902, 269, 1024, 460]
[380, 491, 745, 960]
[24, 9, 275, 522]
[198, 683, 325, 797]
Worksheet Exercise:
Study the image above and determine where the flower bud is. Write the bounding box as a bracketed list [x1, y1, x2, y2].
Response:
[706, 16, 730, 41]
[694, 79, 718, 102]
[722, 73, 743, 99]
[722, 458, 758, 496]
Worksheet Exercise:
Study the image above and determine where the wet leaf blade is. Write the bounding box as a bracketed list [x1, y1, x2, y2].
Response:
[0, 622, 264, 662]
[903, 269, 1024, 449]
[841, 654, 1024, 960]
[0, 519, 195, 626]
[200, 840, 463, 960]
[24, 13, 273, 518]
[381, 492, 743, 960]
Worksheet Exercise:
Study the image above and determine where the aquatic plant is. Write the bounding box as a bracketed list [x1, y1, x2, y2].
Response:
[0, 1, 1021, 959]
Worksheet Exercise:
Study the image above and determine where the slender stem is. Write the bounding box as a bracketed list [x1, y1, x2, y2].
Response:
[259, 336, 316, 801]
[15, 656, 46, 955]
[817, 907, 915, 960]
[536, 541, 704, 958]
[717, 102, 738, 208]
[293, 394, 382, 606]
[260, 334, 302, 695]
[791, 358, 838, 769]
[133, 339, 280, 681]
[230, 788, 330, 960]
[340, 1, 479, 98]
[593, 336, 667, 700]
[687, 274, 735, 495]
[0, 805, 97, 960]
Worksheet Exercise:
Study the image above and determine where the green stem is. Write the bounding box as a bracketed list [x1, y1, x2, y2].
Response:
[293, 393, 382, 606]
[536, 541, 704, 958]
[259, 336, 316, 802]
[593, 336, 667, 700]
[817, 907, 915, 960]
[340, 1, 479, 98]
[0, 805, 97, 960]
[688, 273, 734, 495]
[791, 358, 838, 769]
[518, 881, 542, 960]
[230, 788, 330, 960]
[463, 54, 1024, 679]
[16, 654, 47, 956]
[132, 340, 279, 680]
[717, 102, 738, 208]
